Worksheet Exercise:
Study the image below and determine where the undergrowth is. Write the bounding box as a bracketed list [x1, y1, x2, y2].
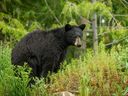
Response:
[0, 44, 48, 96]
[47, 45, 128, 96]
[0, 43, 128, 96]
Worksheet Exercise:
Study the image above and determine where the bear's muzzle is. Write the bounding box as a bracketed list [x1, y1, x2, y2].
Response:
[74, 36, 82, 47]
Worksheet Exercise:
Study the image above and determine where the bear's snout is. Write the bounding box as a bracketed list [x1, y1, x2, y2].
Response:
[74, 36, 82, 47]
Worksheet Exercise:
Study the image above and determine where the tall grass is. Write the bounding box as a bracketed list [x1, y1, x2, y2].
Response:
[0, 44, 30, 96]
[0, 43, 128, 96]
[0, 44, 48, 96]
[47, 46, 128, 96]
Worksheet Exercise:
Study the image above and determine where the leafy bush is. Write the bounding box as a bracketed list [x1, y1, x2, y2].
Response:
[0, 44, 48, 96]
[0, 13, 27, 41]
[0, 44, 30, 96]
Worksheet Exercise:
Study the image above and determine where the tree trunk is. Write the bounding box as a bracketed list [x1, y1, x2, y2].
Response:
[91, 0, 98, 55]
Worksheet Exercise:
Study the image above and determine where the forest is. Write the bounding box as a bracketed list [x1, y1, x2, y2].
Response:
[0, 0, 128, 96]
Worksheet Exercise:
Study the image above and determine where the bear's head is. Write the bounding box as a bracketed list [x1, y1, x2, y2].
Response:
[65, 24, 86, 47]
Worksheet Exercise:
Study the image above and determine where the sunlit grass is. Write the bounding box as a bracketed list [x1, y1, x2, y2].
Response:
[47, 46, 128, 96]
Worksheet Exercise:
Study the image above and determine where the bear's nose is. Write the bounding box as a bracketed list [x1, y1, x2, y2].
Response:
[76, 44, 81, 47]
[74, 36, 82, 47]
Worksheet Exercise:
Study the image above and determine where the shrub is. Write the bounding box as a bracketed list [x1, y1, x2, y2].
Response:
[0, 43, 48, 96]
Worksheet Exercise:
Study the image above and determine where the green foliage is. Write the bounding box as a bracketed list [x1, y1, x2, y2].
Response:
[79, 1, 112, 19]
[47, 45, 128, 96]
[28, 21, 43, 32]
[111, 27, 128, 39]
[30, 78, 48, 96]
[0, 44, 48, 96]
[0, 0, 128, 95]
[116, 46, 128, 71]
[0, 44, 30, 96]
[111, 0, 128, 26]
[0, 43, 128, 95]
[0, 13, 27, 41]
[61, 1, 80, 24]
[78, 1, 92, 18]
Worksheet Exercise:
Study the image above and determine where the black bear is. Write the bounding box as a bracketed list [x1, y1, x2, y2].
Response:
[11, 24, 85, 78]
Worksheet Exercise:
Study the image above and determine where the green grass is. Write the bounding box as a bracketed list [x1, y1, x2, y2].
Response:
[0, 43, 128, 96]
[47, 46, 128, 96]
[0, 44, 48, 96]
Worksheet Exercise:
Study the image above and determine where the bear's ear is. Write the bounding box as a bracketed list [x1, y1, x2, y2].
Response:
[79, 24, 86, 31]
[65, 24, 72, 31]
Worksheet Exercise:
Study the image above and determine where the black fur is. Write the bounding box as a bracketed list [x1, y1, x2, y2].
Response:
[11, 24, 85, 78]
